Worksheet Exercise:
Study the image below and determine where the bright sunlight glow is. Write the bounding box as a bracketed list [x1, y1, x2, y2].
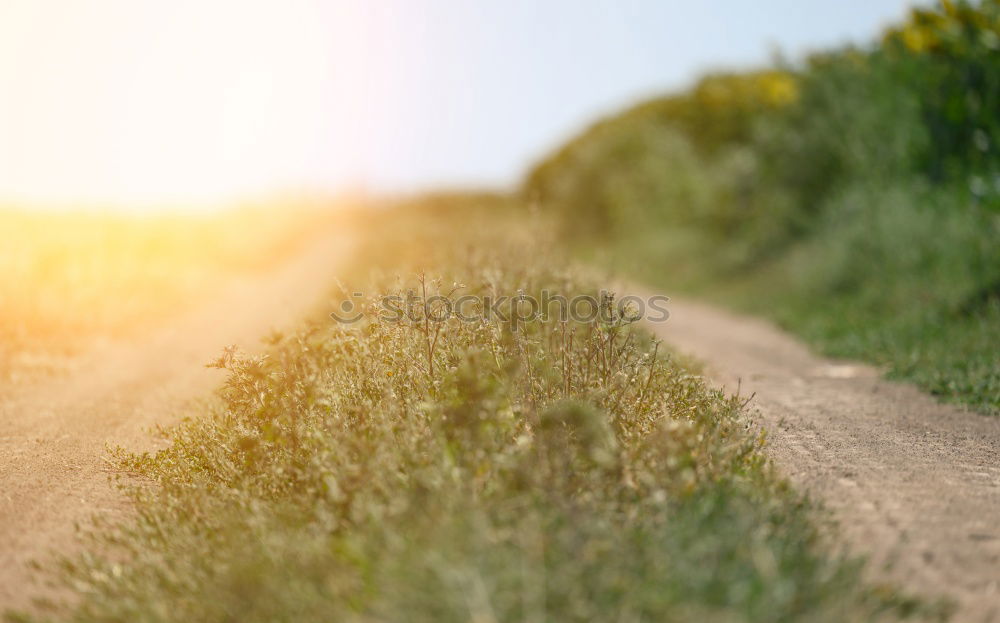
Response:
[0, 0, 366, 208]
[0, 0, 916, 210]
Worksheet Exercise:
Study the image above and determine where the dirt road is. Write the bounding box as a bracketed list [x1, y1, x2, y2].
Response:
[646, 296, 1000, 622]
[0, 233, 349, 613]
[3, 248, 997, 620]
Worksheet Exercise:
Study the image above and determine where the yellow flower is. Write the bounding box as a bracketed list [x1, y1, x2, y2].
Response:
[901, 24, 931, 53]
[762, 73, 798, 107]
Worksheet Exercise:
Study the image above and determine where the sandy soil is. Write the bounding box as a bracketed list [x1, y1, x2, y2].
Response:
[0, 234, 349, 613]
[645, 296, 1000, 622]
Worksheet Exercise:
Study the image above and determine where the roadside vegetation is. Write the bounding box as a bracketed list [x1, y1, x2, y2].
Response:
[12, 204, 940, 622]
[0, 202, 344, 381]
[525, 0, 1000, 413]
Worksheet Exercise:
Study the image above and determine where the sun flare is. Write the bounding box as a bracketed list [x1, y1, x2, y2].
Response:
[0, 0, 376, 209]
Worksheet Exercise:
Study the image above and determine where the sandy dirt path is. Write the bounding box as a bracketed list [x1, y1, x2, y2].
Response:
[645, 296, 1000, 622]
[0, 233, 350, 613]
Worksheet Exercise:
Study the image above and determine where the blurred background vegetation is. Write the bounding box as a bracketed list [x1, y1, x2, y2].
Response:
[525, 0, 1000, 413]
[0, 204, 345, 381]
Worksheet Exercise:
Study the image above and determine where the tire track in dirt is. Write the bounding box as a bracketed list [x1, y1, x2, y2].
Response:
[643, 295, 1000, 622]
[0, 233, 350, 613]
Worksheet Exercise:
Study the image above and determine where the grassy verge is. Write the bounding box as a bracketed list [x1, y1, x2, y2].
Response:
[612, 179, 1000, 414]
[12, 202, 939, 622]
[715, 183, 1000, 413]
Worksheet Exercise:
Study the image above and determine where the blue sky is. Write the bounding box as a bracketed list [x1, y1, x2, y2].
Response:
[0, 0, 918, 207]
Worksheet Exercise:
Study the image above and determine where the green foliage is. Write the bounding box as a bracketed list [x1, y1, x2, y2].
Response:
[746, 181, 1000, 413]
[883, 0, 1000, 181]
[13, 208, 935, 622]
[524, 0, 1000, 412]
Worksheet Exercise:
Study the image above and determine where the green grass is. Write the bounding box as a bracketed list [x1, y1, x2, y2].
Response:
[769, 296, 1000, 413]
[9, 205, 941, 622]
[620, 180, 1000, 414]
